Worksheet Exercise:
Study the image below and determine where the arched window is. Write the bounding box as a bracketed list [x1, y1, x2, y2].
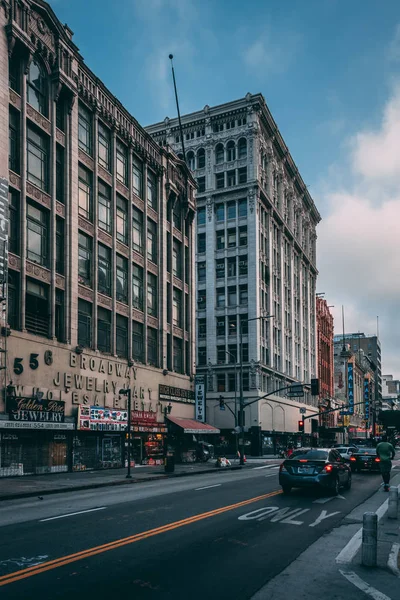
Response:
[197, 148, 205, 169]
[187, 151, 195, 171]
[177, 153, 184, 160]
[226, 140, 236, 162]
[27, 59, 48, 117]
[238, 138, 247, 159]
[215, 143, 224, 164]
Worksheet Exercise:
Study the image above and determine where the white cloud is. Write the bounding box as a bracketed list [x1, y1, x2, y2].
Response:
[243, 29, 301, 75]
[387, 23, 400, 62]
[317, 83, 400, 378]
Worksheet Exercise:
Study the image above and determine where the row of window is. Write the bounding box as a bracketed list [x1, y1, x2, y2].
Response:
[197, 227, 247, 253]
[211, 371, 250, 393]
[215, 168, 247, 189]
[212, 117, 247, 133]
[198, 314, 249, 339]
[197, 285, 248, 310]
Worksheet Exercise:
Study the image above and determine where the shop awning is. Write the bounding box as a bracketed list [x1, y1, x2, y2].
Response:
[167, 416, 220, 435]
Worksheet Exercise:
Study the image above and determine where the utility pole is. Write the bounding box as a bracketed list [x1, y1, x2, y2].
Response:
[119, 388, 132, 478]
[226, 350, 238, 457]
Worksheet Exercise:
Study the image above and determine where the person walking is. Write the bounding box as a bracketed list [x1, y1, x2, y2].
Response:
[376, 434, 395, 491]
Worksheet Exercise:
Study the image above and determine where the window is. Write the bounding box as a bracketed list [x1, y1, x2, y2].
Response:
[9, 108, 20, 173]
[56, 98, 65, 132]
[197, 207, 206, 225]
[116, 140, 128, 185]
[227, 201, 236, 219]
[216, 259, 225, 279]
[132, 265, 143, 311]
[227, 256, 236, 277]
[240, 314, 249, 335]
[147, 328, 158, 366]
[172, 240, 182, 278]
[217, 346, 226, 365]
[55, 289, 65, 342]
[132, 207, 144, 254]
[239, 226, 247, 246]
[213, 122, 224, 133]
[7, 271, 19, 330]
[216, 230, 225, 250]
[116, 314, 128, 358]
[198, 319, 207, 339]
[78, 233, 92, 286]
[239, 284, 248, 305]
[215, 204, 224, 221]
[132, 157, 143, 197]
[238, 199, 247, 218]
[197, 262, 206, 282]
[243, 371, 249, 391]
[27, 60, 47, 117]
[147, 219, 157, 263]
[227, 170, 236, 187]
[25, 279, 48, 337]
[116, 255, 128, 303]
[185, 246, 189, 282]
[56, 145, 64, 203]
[226, 120, 235, 130]
[228, 316, 237, 337]
[197, 148, 205, 168]
[216, 288, 225, 308]
[239, 256, 248, 275]
[173, 288, 182, 327]
[147, 273, 157, 316]
[238, 138, 247, 159]
[147, 170, 157, 210]
[8, 189, 20, 255]
[216, 173, 225, 189]
[197, 233, 206, 253]
[97, 308, 111, 353]
[98, 122, 111, 171]
[217, 373, 226, 392]
[197, 289, 206, 309]
[198, 348, 207, 366]
[216, 317, 225, 337]
[242, 343, 249, 362]
[197, 176, 205, 193]
[226, 141, 236, 162]
[56, 218, 64, 275]
[116, 196, 128, 245]
[238, 167, 247, 184]
[9, 54, 20, 94]
[78, 103, 92, 155]
[98, 244, 112, 296]
[215, 143, 224, 163]
[98, 180, 112, 233]
[26, 202, 49, 266]
[27, 125, 48, 191]
[187, 151, 195, 170]
[228, 373, 236, 392]
[228, 344, 237, 363]
[78, 165, 93, 221]
[173, 201, 181, 230]
[78, 299, 92, 347]
[228, 285, 237, 306]
[132, 321, 144, 362]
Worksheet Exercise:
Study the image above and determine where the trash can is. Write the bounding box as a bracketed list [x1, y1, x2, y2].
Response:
[164, 453, 175, 473]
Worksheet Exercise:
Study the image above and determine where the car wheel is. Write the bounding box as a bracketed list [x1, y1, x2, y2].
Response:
[332, 477, 340, 495]
[282, 486, 292, 495]
[344, 473, 352, 490]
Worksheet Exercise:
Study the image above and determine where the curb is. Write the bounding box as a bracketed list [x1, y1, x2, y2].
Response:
[387, 543, 400, 578]
[0, 465, 242, 502]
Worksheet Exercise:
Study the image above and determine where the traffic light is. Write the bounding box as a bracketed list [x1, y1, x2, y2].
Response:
[311, 378, 319, 396]
[219, 396, 225, 409]
[298, 420, 305, 433]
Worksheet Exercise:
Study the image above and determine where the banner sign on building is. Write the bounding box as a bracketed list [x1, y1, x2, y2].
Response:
[78, 405, 128, 431]
[364, 378, 370, 421]
[159, 385, 195, 405]
[0, 177, 9, 286]
[347, 362, 354, 415]
[8, 397, 65, 423]
[195, 377, 205, 423]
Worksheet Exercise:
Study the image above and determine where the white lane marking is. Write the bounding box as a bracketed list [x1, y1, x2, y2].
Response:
[265, 473, 278, 478]
[0, 555, 49, 568]
[313, 494, 346, 504]
[195, 484, 222, 491]
[388, 543, 400, 577]
[253, 465, 276, 470]
[309, 509, 340, 527]
[339, 570, 392, 600]
[39, 507, 107, 522]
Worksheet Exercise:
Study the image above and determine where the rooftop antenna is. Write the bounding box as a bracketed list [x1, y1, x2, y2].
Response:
[169, 54, 186, 164]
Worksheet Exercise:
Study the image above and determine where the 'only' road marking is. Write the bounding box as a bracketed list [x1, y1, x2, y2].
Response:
[0, 489, 282, 588]
[238, 505, 340, 528]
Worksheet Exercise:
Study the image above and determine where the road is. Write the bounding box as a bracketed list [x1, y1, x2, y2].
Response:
[0, 463, 388, 600]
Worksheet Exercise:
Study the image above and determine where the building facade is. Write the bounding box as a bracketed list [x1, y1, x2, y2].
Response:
[147, 94, 321, 453]
[316, 297, 336, 442]
[0, 0, 198, 476]
[382, 375, 400, 411]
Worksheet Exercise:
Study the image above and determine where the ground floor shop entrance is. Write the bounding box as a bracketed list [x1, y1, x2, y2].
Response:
[72, 432, 123, 471]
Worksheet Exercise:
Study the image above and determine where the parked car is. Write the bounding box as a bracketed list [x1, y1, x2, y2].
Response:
[349, 448, 381, 473]
[335, 446, 359, 461]
[279, 448, 352, 495]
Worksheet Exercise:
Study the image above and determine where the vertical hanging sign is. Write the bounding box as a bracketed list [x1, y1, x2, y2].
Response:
[347, 362, 354, 415]
[364, 377, 370, 421]
[0, 178, 9, 287]
[195, 376, 205, 423]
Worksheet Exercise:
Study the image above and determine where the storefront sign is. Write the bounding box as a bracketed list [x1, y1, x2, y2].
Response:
[8, 398, 65, 422]
[131, 411, 157, 425]
[159, 385, 195, 405]
[0, 420, 74, 430]
[347, 362, 354, 415]
[0, 177, 8, 286]
[195, 378, 205, 422]
[77, 405, 128, 431]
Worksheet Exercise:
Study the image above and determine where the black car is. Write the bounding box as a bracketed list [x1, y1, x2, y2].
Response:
[349, 448, 381, 473]
[279, 447, 352, 495]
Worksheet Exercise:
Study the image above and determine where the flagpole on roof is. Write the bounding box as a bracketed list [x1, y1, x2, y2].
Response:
[169, 54, 186, 164]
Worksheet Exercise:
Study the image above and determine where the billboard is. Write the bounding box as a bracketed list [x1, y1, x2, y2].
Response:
[78, 405, 128, 431]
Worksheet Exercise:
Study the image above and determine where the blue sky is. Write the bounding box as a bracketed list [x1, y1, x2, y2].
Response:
[49, 0, 400, 378]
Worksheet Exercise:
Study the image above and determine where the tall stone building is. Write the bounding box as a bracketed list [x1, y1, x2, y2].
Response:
[316, 297, 336, 442]
[147, 94, 321, 452]
[0, 0, 203, 477]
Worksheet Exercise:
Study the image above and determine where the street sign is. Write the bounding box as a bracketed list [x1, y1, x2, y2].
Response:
[219, 405, 225, 411]
[288, 384, 304, 398]
[300, 408, 306, 414]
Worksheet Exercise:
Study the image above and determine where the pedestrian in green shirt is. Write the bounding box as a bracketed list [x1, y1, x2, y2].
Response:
[376, 435, 395, 491]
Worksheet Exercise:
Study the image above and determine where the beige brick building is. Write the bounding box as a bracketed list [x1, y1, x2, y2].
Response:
[0, 0, 199, 475]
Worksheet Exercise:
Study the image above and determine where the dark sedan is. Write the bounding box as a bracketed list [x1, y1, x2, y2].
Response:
[279, 448, 352, 495]
[349, 448, 381, 473]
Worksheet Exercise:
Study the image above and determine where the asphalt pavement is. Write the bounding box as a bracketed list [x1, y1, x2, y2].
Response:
[0, 463, 391, 600]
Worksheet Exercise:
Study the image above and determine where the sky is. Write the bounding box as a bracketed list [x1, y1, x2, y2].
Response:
[49, 0, 400, 379]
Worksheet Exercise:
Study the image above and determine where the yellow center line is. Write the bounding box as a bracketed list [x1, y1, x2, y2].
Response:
[0, 489, 282, 587]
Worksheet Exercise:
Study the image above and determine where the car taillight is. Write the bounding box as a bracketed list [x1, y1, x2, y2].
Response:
[299, 459, 308, 463]
[350, 457, 356, 461]
[324, 464, 333, 473]
[279, 463, 287, 473]
[375, 458, 380, 462]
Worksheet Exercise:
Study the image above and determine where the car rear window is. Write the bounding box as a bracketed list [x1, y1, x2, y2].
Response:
[355, 448, 377, 455]
[290, 450, 328, 460]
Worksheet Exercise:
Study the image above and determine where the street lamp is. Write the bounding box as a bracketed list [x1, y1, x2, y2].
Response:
[239, 314, 274, 465]
[119, 388, 132, 479]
